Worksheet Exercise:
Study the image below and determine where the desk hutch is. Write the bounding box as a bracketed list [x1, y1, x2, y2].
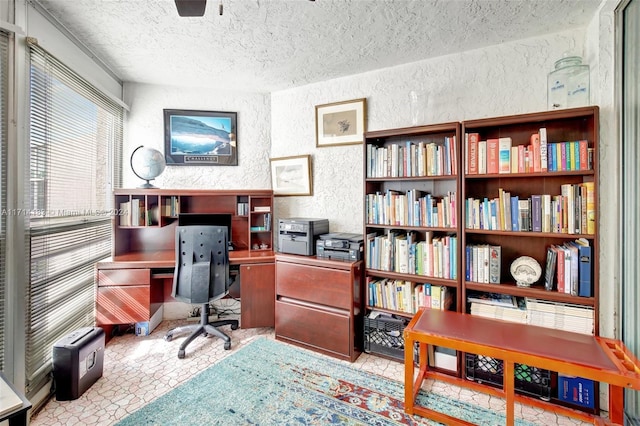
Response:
[96, 189, 275, 332]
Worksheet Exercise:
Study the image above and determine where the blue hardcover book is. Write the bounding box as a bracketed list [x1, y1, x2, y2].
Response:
[510, 196, 519, 231]
[575, 239, 592, 297]
[549, 143, 556, 171]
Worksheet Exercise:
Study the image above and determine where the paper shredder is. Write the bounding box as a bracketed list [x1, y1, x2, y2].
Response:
[52, 326, 105, 401]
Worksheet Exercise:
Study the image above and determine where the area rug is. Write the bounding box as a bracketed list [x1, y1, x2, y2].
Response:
[116, 337, 535, 425]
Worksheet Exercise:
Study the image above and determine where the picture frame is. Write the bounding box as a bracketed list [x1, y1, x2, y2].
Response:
[163, 109, 237, 166]
[315, 98, 367, 147]
[270, 155, 313, 196]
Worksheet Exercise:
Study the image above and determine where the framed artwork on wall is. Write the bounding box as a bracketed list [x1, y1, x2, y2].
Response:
[315, 98, 367, 147]
[163, 109, 237, 165]
[270, 155, 313, 196]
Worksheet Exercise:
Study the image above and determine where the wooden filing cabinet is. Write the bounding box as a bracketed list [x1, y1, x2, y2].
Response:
[275, 254, 363, 362]
[96, 268, 163, 325]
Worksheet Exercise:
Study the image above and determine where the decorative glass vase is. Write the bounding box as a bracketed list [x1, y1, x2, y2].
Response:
[547, 55, 590, 110]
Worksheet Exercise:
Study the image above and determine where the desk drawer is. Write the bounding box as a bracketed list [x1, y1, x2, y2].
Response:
[276, 261, 351, 309]
[98, 269, 150, 286]
[96, 285, 150, 325]
[275, 298, 350, 357]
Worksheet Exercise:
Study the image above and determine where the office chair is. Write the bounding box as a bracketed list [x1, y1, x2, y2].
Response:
[164, 225, 239, 358]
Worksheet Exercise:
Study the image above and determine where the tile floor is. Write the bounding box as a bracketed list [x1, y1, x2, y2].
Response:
[30, 320, 595, 426]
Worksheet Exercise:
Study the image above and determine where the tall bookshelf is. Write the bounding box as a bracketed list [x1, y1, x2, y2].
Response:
[461, 106, 600, 410]
[362, 122, 462, 362]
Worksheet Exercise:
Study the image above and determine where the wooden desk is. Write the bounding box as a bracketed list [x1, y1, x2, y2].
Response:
[0, 372, 31, 426]
[403, 308, 640, 425]
[96, 249, 276, 330]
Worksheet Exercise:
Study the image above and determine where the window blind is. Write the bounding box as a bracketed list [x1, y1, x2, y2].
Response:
[0, 30, 9, 372]
[27, 41, 123, 394]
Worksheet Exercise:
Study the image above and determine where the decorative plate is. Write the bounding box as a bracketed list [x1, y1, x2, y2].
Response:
[510, 256, 542, 287]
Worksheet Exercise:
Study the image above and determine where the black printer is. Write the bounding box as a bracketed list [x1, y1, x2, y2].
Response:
[316, 232, 364, 261]
[278, 218, 329, 255]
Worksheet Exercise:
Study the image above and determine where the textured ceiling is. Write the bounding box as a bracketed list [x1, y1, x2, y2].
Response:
[36, 0, 603, 93]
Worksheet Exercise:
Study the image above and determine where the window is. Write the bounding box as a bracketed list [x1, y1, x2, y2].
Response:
[0, 30, 9, 372]
[26, 41, 123, 394]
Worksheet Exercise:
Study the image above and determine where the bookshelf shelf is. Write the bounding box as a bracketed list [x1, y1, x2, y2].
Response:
[363, 121, 462, 365]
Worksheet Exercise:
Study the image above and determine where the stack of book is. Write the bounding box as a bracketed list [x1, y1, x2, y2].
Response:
[467, 292, 527, 324]
[525, 298, 594, 335]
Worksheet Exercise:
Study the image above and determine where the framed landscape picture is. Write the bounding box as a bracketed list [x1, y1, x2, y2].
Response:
[164, 109, 237, 165]
[315, 98, 367, 147]
[270, 155, 313, 196]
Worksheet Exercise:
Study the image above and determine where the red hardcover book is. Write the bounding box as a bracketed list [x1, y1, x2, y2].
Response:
[486, 138, 499, 174]
[467, 133, 479, 175]
[531, 133, 541, 172]
[579, 140, 589, 170]
[554, 245, 565, 293]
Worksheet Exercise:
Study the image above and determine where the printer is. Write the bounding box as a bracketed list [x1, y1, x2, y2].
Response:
[278, 218, 329, 255]
[316, 232, 364, 261]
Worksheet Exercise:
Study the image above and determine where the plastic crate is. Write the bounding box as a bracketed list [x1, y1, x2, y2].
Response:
[364, 315, 407, 360]
[465, 353, 554, 400]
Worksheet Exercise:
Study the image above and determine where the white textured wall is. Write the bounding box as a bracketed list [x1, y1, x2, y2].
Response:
[122, 83, 271, 189]
[271, 29, 586, 232]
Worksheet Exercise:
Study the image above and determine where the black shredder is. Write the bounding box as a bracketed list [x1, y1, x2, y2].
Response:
[52, 326, 105, 401]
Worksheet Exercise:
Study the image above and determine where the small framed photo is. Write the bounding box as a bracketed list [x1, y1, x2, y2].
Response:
[315, 98, 367, 147]
[270, 155, 313, 196]
[164, 109, 237, 166]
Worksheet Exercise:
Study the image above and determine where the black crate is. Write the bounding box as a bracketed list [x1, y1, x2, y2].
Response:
[465, 353, 554, 401]
[364, 315, 407, 361]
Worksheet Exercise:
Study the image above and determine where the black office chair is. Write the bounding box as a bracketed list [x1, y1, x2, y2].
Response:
[164, 225, 239, 358]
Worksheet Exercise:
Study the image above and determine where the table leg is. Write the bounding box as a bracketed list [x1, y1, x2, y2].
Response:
[503, 360, 515, 426]
[608, 385, 624, 424]
[404, 334, 415, 414]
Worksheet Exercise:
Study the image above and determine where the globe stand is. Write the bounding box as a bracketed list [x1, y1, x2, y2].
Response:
[137, 180, 157, 189]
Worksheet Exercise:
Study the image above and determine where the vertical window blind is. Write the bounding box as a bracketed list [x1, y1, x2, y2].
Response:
[0, 30, 9, 372]
[27, 41, 123, 394]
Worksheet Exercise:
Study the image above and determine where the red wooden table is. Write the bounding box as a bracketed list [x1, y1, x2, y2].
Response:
[404, 308, 640, 425]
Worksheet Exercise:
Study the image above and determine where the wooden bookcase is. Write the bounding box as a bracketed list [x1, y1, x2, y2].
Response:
[461, 106, 600, 410]
[362, 122, 462, 363]
[461, 106, 599, 325]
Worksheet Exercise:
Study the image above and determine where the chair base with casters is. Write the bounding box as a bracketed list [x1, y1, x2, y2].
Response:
[165, 303, 239, 358]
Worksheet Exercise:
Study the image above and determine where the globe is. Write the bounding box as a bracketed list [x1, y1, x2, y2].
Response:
[130, 146, 166, 188]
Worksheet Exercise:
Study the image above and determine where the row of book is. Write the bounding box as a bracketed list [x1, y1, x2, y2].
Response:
[543, 238, 593, 297]
[119, 199, 155, 226]
[465, 128, 593, 175]
[237, 202, 249, 215]
[465, 245, 501, 284]
[365, 189, 457, 228]
[367, 279, 454, 314]
[465, 182, 595, 234]
[250, 212, 272, 231]
[366, 137, 457, 178]
[467, 293, 594, 334]
[365, 231, 457, 279]
[162, 196, 180, 217]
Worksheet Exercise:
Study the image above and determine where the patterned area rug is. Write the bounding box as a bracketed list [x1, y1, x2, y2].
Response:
[116, 337, 534, 425]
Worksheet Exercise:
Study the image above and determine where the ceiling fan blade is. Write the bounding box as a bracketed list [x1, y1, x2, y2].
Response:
[174, 0, 207, 17]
